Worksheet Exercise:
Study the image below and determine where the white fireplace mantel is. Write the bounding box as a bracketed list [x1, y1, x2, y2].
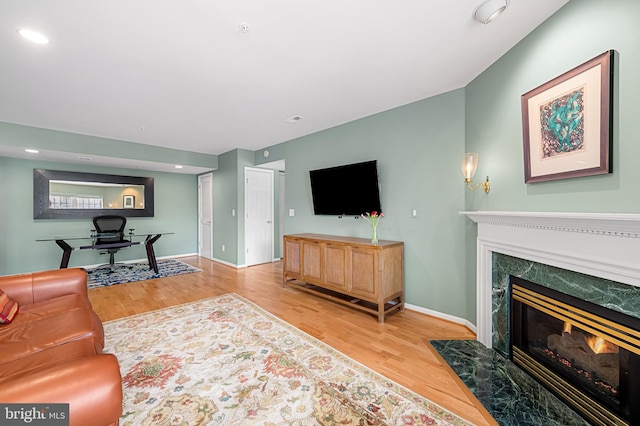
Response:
[461, 211, 640, 347]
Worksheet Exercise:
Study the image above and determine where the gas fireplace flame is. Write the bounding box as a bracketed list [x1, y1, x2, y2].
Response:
[562, 322, 618, 355]
[585, 335, 618, 355]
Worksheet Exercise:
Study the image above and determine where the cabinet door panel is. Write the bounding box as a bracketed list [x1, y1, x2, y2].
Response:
[302, 242, 322, 281]
[284, 239, 301, 276]
[382, 245, 404, 297]
[325, 245, 347, 289]
[350, 249, 376, 297]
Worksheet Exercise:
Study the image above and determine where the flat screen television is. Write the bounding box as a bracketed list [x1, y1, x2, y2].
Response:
[309, 160, 382, 216]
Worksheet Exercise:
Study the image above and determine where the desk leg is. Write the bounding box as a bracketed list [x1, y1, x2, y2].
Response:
[145, 234, 162, 274]
[55, 240, 72, 269]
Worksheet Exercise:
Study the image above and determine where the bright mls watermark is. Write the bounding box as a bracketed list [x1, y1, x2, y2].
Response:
[0, 404, 69, 425]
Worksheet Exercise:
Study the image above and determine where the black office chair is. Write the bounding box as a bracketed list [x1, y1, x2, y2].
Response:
[92, 215, 128, 267]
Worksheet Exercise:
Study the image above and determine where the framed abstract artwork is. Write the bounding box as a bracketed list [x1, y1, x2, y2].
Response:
[521, 50, 614, 183]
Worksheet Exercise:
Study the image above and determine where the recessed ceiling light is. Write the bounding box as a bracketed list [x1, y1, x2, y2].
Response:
[174, 165, 184, 169]
[18, 29, 50, 45]
[25, 148, 40, 154]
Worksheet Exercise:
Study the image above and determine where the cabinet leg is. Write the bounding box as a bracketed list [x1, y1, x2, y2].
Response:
[378, 305, 385, 324]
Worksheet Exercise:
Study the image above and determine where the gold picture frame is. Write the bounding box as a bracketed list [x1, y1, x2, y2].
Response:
[521, 50, 613, 183]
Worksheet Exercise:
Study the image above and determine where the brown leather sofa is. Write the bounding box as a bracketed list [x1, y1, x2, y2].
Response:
[0, 268, 122, 426]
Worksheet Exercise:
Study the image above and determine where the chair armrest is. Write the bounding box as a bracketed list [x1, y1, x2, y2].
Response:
[0, 354, 123, 426]
[0, 268, 88, 306]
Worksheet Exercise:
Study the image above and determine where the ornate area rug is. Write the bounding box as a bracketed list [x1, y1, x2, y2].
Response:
[104, 293, 473, 425]
[87, 259, 201, 289]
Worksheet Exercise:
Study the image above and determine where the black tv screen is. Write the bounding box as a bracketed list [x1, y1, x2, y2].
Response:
[309, 160, 382, 216]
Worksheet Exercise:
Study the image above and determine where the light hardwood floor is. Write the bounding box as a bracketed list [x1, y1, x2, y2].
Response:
[88, 256, 497, 425]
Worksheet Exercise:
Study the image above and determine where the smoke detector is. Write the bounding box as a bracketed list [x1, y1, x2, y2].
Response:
[285, 115, 304, 123]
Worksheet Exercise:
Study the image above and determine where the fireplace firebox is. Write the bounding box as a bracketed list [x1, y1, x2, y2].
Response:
[510, 276, 640, 425]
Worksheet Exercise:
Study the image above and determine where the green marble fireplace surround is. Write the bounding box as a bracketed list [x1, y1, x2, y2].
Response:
[463, 211, 640, 349]
[491, 252, 640, 358]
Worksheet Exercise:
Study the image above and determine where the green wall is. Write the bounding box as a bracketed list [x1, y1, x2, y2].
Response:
[210, 148, 258, 266]
[463, 0, 640, 316]
[256, 89, 472, 320]
[211, 150, 239, 265]
[0, 122, 210, 275]
[465, 0, 639, 213]
[0, 156, 199, 275]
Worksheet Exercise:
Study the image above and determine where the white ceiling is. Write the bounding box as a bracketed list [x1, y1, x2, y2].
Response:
[0, 0, 569, 170]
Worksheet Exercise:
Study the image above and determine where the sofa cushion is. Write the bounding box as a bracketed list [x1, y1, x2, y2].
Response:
[0, 338, 99, 382]
[0, 290, 19, 324]
[0, 308, 102, 365]
[9, 293, 85, 326]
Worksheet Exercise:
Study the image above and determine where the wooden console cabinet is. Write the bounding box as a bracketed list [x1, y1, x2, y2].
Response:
[283, 233, 404, 323]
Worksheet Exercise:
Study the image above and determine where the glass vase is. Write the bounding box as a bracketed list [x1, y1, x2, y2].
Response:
[371, 224, 378, 245]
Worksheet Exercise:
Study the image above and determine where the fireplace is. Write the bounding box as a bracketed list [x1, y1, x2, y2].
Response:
[459, 211, 640, 424]
[510, 276, 640, 425]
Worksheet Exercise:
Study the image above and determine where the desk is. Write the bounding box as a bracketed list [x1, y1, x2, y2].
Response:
[36, 232, 173, 274]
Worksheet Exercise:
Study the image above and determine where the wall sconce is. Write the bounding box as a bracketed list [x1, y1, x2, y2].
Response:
[461, 153, 490, 193]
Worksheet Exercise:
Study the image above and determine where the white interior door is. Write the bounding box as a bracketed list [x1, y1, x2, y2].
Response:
[198, 173, 213, 259]
[245, 167, 273, 266]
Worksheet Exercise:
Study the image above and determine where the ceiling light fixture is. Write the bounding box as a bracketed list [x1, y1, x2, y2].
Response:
[25, 148, 40, 154]
[473, 0, 508, 24]
[18, 29, 50, 44]
[174, 165, 184, 169]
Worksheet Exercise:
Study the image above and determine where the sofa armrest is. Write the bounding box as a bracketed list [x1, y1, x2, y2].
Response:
[0, 268, 88, 306]
[0, 354, 122, 426]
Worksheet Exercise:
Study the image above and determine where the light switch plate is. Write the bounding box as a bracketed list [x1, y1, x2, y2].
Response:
[289, 209, 295, 217]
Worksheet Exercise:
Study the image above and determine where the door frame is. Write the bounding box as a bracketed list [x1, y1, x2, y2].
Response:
[244, 167, 274, 266]
[198, 173, 213, 259]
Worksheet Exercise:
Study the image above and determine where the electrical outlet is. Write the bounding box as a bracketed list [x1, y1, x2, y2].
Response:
[222, 245, 225, 252]
[412, 209, 417, 218]
[289, 209, 295, 217]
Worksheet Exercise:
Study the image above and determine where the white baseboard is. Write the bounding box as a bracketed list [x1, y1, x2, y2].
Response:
[404, 303, 477, 334]
[211, 257, 246, 269]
